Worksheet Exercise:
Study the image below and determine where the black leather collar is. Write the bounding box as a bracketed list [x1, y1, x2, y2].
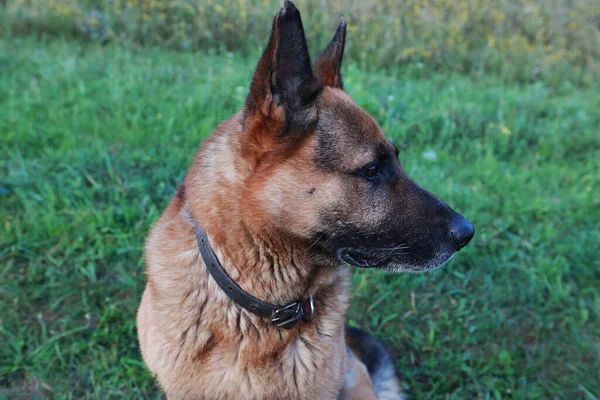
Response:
[194, 223, 315, 329]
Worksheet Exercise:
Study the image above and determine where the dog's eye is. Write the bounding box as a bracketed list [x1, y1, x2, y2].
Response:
[364, 164, 381, 179]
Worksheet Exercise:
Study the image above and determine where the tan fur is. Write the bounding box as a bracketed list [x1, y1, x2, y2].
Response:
[137, 94, 384, 398]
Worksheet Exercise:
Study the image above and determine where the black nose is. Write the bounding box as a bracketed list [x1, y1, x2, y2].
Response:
[450, 215, 474, 251]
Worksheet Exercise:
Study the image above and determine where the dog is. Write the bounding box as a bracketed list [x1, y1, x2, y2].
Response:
[136, 1, 474, 399]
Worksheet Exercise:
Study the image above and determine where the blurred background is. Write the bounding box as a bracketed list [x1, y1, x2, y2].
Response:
[3, 0, 600, 85]
[1, 0, 599, 398]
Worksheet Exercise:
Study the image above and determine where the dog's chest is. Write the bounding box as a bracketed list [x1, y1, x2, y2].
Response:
[155, 318, 348, 400]
[214, 331, 348, 399]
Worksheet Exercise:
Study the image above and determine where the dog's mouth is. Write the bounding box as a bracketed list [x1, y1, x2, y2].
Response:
[336, 248, 389, 269]
[335, 244, 457, 272]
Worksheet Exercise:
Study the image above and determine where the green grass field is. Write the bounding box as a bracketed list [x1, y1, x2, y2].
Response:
[1, 35, 599, 399]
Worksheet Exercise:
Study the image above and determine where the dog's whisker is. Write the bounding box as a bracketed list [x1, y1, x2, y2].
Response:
[306, 234, 324, 250]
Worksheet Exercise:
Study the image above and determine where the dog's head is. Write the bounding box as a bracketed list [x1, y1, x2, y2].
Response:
[239, 1, 473, 272]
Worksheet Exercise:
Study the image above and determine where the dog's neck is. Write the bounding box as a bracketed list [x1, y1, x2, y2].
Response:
[191, 208, 336, 308]
[185, 116, 340, 309]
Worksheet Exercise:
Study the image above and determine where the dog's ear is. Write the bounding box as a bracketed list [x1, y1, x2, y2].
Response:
[245, 0, 321, 138]
[313, 18, 346, 89]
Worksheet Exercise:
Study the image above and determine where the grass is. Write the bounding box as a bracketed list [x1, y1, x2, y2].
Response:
[0, 34, 599, 399]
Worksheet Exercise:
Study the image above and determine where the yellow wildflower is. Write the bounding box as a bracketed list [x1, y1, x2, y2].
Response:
[500, 125, 511, 136]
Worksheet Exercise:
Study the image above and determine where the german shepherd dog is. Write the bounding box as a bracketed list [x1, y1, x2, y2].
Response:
[137, 1, 474, 398]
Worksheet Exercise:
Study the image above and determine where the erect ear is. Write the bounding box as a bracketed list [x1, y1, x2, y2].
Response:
[313, 18, 347, 89]
[245, 0, 322, 138]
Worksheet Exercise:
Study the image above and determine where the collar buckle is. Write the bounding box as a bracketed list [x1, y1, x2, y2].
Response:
[271, 296, 315, 329]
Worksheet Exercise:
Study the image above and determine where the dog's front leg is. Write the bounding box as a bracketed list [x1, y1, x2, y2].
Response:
[340, 347, 379, 400]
